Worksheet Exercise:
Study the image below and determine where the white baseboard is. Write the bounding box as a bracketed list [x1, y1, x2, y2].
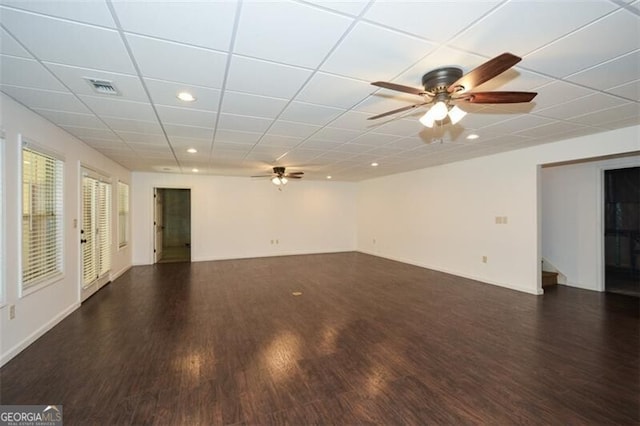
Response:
[357, 250, 542, 295]
[191, 249, 355, 263]
[1, 302, 80, 367]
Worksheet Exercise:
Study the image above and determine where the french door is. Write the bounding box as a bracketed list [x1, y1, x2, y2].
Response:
[81, 168, 111, 300]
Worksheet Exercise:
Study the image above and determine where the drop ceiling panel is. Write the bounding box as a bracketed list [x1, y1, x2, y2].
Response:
[322, 22, 436, 81]
[215, 129, 263, 145]
[60, 125, 119, 140]
[295, 72, 374, 108]
[112, 1, 235, 51]
[221, 91, 288, 119]
[524, 9, 640, 78]
[568, 103, 640, 126]
[164, 123, 213, 140]
[217, 113, 273, 133]
[0, 27, 30, 58]
[607, 79, 640, 102]
[279, 101, 345, 125]
[450, 1, 616, 58]
[126, 34, 227, 88]
[307, 127, 360, 143]
[226, 55, 313, 99]
[364, 1, 500, 43]
[0, 1, 116, 27]
[528, 81, 594, 111]
[349, 132, 401, 146]
[33, 109, 105, 129]
[102, 117, 163, 134]
[0, 55, 67, 91]
[79, 95, 156, 121]
[303, 1, 368, 17]
[155, 105, 216, 128]
[1, 85, 89, 113]
[567, 50, 640, 91]
[1, 8, 134, 73]
[234, 0, 353, 68]
[535, 93, 628, 120]
[258, 134, 303, 147]
[45, 63, 148, 102]
[266, 120, 322, 138]
[116, 131, 166, 145]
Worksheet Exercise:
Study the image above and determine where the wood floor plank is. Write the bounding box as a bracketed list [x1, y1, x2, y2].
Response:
[1, 252, 638, 425]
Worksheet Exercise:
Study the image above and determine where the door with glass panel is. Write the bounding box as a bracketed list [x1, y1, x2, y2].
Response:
[81, 169, 111, 300]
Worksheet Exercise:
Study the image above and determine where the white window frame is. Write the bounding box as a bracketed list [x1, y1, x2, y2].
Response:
[117, 181, 130, 249]
[20, 137, 65, 297]
[0, 132, 5, 305]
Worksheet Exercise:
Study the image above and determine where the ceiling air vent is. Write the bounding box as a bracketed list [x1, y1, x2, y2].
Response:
[85, 78, 120, 96]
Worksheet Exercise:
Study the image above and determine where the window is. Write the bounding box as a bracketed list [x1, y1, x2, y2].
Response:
[118, 181, 129, 248]
[22, 146, 64, 290]
[81, 172, 111, 288]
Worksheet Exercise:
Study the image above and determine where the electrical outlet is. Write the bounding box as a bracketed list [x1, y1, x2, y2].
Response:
[495, 216, 501, 224]
[502, 216, 508, 224]
[482, 256, 487, 263]
[9, 305, 15, 320]
[276, 239, 279, 244]
[270, 239, 274, 244]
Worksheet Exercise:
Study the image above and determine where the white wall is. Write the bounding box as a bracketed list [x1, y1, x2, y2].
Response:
[132, 172, 357, 265]
[541, 155, 640, 291]
[0, 94, 132, 366]
[357, 126, 640, 295]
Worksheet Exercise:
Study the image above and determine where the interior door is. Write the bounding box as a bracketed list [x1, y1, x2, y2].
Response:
[154, 188, 163, 263]
[82, 175, 97, 287]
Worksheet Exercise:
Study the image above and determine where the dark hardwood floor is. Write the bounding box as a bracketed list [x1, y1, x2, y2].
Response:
[1, 252, 638, 425]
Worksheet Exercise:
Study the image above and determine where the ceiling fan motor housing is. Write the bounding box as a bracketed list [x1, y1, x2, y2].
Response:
[422, 67, 463, 93]
[273, 166, 286, 175]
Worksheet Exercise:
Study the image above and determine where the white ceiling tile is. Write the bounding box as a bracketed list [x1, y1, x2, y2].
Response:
[313, 150, 356, 161]
[364, 1, 500, 43]
[301, 1, 369, 17]
[599, 115, 640, 130]
[528, 81, 595, 111]
[369, 117, 424, 137]
[0, 27, 31, 58]
[144, 78, 220, 111]
[306, 127, 360, 143]
[79, 95, 156, 121]
[215, 129, 263, 145]
[45, 62, 148, 102]
[169, 137, 213, 150]
[1, 85, 89, 113]
[1, 8, 133, 73]
[328, 110, 375, 131]
[217, 113, 273, 133]
[258, 134, 302, 147]
[300, 140, 344, 151]
[266, 120, 321, 138]
[331, 143, 372, 153]
[226, 55, 313, 99]
[322, 21, 436, 81]
[164, 123, 213, 140]
[156, 105, 216, 127]
[568, 103, 640, 126]
[33, 108, 105, 129]
[567, 50, 640, 91]
[112, 1, 235, 50]
[387, 136, 429, 150]
[81, 137, 127, 148]
[127, 34, 227, 88]
[535, 93, 628, 120]
[102, 117, 163, 134]
[515, 121, 588, 138]
[349, 132, 400, 146]
[221, 91, 288, 119]
[524, 9, 640, 78]
[471, 67, 553, 92]
[607, 79, 640, 102]
[296, 72, 375, 108]
[234, 0, 353, 68]
[0, 55, 66, 91]
[0, 1, 116, 27]
[354, 92, 423, 114]
[213, 142, 253, 152]
[450, 1, 616, 58]
[60, 125, 119, 140]
[279, 101, 345, 125]
[479, 114, 556, 136]
[117, 131, 167, 145]
[211, 149, 248, 160]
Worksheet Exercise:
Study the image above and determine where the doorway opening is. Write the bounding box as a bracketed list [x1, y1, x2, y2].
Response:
[604, 167, 640, 297]
[154, 188, 191, 263]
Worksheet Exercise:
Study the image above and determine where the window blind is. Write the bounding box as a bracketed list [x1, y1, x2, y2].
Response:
[98, 181, 111, 276]
[118, 182, 129, 248]
[82, 176, 96, 285]
[22, 147, 64, 289]
[82, 175, 111, 287]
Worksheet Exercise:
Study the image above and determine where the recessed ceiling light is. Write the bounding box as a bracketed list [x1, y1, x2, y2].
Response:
[371, 162, 379, 167]
[192, 168, 199, 173]
[466, 134, 479, 140]
[187, 148, 197, 153]
[177, 91, 196, 102]
[326, 175, 332, 179]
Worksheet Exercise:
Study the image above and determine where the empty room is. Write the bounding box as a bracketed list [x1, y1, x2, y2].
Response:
[0, 0, 639, 424]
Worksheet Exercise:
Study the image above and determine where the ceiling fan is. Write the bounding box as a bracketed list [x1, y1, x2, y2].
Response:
[251, 166, 304, 188]
[369, 52, 537, 127]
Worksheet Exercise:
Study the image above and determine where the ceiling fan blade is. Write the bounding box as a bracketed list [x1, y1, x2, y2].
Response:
[286, 175, 303, 179]
[368, 102, 430, 120]
[371, 81, 428, 96]
[250, 174, 273, 178]
[447, 53, 522, 94]
[455, 91, 537, 104]
[286, 171, 304, 176]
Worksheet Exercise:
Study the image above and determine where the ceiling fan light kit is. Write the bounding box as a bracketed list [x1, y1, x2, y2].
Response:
[369, 53, 537, 128]
[252, 166, 304, 188]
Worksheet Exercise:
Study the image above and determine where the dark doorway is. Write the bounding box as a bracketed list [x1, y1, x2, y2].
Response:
[604, 167, 640, 297]
[154, 188, 191, 263]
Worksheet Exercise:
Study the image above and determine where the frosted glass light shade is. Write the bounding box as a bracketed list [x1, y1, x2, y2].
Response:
[430, 101, 448, 121]
[419, 110, 435, 128]
[448, 105, 467, 124]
